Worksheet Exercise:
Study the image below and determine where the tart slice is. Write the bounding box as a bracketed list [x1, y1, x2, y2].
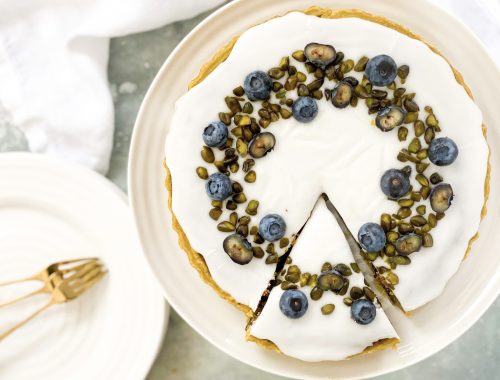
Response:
[247, 198, 399, 361]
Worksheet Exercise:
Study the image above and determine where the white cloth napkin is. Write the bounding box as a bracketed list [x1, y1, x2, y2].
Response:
[0, 0, 224, 173]
[0, 0, 498, 174]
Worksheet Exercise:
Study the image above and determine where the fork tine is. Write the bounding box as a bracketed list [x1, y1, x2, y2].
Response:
[55, 257, 99, 267]
[65, 261, 101, 283]
[73, 270, 107, 296]
[59, 260, 99, 276]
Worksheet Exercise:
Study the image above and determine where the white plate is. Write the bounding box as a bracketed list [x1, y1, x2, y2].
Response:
[0, 153, 167, 380]
[128, 0, 500, 378]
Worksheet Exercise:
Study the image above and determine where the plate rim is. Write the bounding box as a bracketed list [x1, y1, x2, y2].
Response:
[128, 0, 500, 378]
[0, 151, 168, 380]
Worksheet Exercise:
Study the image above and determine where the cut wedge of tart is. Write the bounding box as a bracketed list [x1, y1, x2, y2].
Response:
[247, 198, 399, 361]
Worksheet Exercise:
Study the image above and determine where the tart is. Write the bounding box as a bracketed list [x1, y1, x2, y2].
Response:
[164, 7, 489, 361]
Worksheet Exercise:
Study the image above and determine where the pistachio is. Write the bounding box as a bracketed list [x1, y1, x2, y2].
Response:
[343, 297, 353, 306]
[354, 56, 369, 71]
[307, 78, 324, 92]
[420, 185, 431, 200]
[430, 172, 443, 184]
[403, 98, 419, 112]
[381, 213, 392, 231]
[250, 225, 258, 235]
[229, 162, 239, 173]
[233, 193, 247, 204]
[398, 198, 414, 207]
[292, 50, 306, 62]
[314, 67, 325, 79]
[235, 138, 247, 157]
[285, 273, 300, 284]
[414, 120, 425, 137]
[350, 286, 364, 300]
[268, 68, 285, 80]
[394, 87, 406, 98]
[397, 65, 410, 81]
[288, 65, 297, 75]
[395, 234, 422, 255]
[209, 208, 222, 220]
[416, 163, 429, 173]
[284, 76, 298, 91]
[363, 287, 376, 302]
[279, 56, 289, 70]
[321, 304, 335, 315]
[422, 233, 433, 247]
[350, 263, 360, 273]
[398, 127, 409, 141]
[364, 251, 378, 261]
[280, 108, 292, 119]
[321, 262, 333, 273]
[386, 272, 399, 285]
[404, 111, 418, 124]
[398, 222, 414, 234]
[244, 170, 256, 183]
[196, 166, 208, 180]
[279, 237, 289, 248]
[280, 280, 296, 289]
[410, 215, 427, 227]
[252, 246, 264, 258]
[415, 205, 426, 215]
[245, 200, 259, 215]
[416, 149, 428, 160]
[318, 271, 344, 291]
[354, 84, 370, 99]
[416, 174, 429, 187]
[225, 96, 241, 114]
[217, 221, 235, 232]
[272, 81, 283, 92]
[231, 126, 243, 137]
[226, 200, 237, 210]
[265, 254, 278, 265]
[242, 159, 255, 173]
[350, 95, 359, 107]
[297, 83, 309, 97]
[410, 191, 422, 202]
[387, 231, 400, 243]
[397, 207, 412, 219]
[201, 146, 215, 163]
[308, 274, 318, 288]
[428, 213, 437, 228]
[310, 287, 323, 300]
[426, 114, 439, 128]
[340, 59, 354, 73]
[299, 272, 311, 287]
[236, 224, 249, 237]
[218, 112, 232, 125]
[312, 90, 323, 100]
[304, 62, 315, 74]
[385, 243, 396, 256]
[436, 212, 446, 220]
[407, 138, 421, 154]
[393, 255, 411, 265]
[334, 263, 352, 276]
[430, 183, 453, 213]
[424, 127, 435, 144]
[213, 160, 227, 174]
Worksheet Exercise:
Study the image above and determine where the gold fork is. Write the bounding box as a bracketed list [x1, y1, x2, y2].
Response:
[0, 258, 99, 308]
[0, 260, 107, 342]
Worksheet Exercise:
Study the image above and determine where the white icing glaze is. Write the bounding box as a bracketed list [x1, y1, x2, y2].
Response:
[165, 12, 487, 311]
[250, 198, 398, 361]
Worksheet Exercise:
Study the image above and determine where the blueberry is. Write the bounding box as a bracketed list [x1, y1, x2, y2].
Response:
[202, 121, 228, 147]
[428, 137, 459, 166]
[351, 299, 376, 325]
[331, 82, 353, 109]
[223, 234, 253, 265]
[292, 96, 318, 123]
[259, 214, 286, 242]
[430, 183, 454, 213]
[304, 43, 336, 68]
[395, 233, 422, 255]
[365, 55, 397, 87]
[279, 289, 308, 319]
[243, 71, 272, 101]
[358, 223, 386, 252]
[375, 106, 406, 132]
[380, 169, 410, 198]
[205, 173, 232, 201]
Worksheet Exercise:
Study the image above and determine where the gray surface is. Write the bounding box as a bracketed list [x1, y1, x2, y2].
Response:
[106, 8, 499, 380]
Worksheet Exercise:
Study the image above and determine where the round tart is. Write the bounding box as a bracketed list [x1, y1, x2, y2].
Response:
[164, 7, 489, 361]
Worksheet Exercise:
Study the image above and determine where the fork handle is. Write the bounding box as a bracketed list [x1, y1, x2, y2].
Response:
[0, 286, 49, 309]
[0, 300, 54, 342]
[0, 276, 38, 287]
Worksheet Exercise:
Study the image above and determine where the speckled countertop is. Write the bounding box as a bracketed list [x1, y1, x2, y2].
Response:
[106, 8, 499, 380]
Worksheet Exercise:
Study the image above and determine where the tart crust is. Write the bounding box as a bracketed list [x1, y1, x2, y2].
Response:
[164, 6, 490, 356]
